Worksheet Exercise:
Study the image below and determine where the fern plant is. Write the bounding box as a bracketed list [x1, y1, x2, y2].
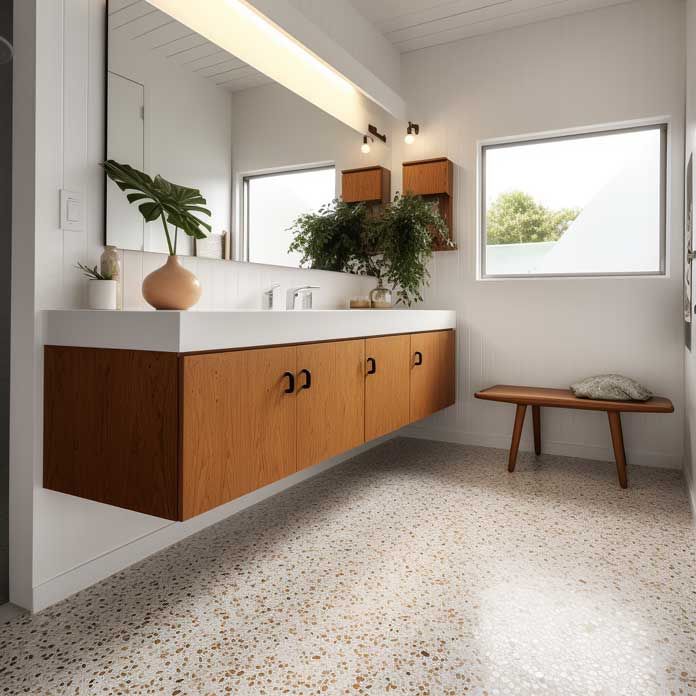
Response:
[288, 199, 374, 274]
[288, 193, 451, 307]
[102, 160, 211, 255]
[373, 193, 451, 306]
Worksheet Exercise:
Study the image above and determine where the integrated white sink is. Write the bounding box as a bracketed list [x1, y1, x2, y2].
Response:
[43, 309, 457, 353]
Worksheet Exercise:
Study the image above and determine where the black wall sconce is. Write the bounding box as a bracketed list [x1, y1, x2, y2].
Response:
[405, 121, 420, 145]
[368, 124, 387, 143]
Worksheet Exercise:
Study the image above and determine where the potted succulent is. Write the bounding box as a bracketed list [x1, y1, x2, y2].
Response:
[288, 193, 451, 307]
[77, 262, 117, 310]
[102, 160, 211, 310]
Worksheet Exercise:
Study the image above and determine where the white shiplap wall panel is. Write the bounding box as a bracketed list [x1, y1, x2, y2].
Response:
[682, 0, 696, 516]
[400, 0, 685, 471]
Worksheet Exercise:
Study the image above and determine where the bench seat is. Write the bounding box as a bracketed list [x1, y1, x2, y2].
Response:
[474, 384, 674, 489]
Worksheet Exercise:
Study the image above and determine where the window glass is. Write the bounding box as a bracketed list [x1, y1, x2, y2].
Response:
[481, 125, 666, 277]
[245, 167, 336, 268]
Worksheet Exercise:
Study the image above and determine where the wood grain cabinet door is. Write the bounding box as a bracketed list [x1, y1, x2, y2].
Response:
[403, 158, 452, 196]
[296, 340, 365, 471]
[409, 330, 456, 423]
[364, 334, 411, 441]
[43, 347, 180, 520]
[180, 346, 297, 520]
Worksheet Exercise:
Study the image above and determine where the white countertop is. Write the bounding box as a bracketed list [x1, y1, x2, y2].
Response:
[43, 309, 457, 353]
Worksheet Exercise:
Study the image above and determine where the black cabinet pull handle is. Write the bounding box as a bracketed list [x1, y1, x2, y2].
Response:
[282, 371, 295, 394]
[414, 351, 423, 366]
[299, 368, 312, 390]
[366, 357, 377, 375]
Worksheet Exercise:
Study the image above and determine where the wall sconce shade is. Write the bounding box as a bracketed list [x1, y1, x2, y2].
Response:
[405, 121, 420, 145]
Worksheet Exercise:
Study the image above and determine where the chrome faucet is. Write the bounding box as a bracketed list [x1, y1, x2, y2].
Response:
[286, 286, 319, 310]
[262, 283, 280, 310]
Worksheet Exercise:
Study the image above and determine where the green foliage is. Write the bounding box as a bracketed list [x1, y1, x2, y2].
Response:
[374, 193, 451, 306]
[486, 191, 579, 245]
[76, 262, 112, 281]
[288, 199, 372, 273]
[102, 160, 211, 256]
[288, 193, 452, 307]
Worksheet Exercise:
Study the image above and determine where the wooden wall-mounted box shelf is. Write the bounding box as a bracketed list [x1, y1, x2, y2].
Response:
[403, 157, 455, 250]
[342, 166, 391, 204]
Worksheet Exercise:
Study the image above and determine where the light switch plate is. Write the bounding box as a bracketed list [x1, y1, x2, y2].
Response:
[60, 189, 83, 231]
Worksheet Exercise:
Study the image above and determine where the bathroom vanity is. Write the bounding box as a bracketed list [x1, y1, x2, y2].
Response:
[43, 310, 456, 521]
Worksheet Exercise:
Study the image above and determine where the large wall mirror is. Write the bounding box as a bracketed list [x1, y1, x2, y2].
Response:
[105, 0, 393, 270]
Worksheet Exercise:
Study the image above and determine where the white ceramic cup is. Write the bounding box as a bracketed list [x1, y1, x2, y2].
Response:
[87, 279, 117, 310]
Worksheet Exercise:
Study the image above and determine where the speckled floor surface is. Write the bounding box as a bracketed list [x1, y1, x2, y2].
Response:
[1, 438, 695, 695]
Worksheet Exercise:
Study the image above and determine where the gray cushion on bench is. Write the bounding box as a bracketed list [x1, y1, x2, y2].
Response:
[570, 374, 652, 402]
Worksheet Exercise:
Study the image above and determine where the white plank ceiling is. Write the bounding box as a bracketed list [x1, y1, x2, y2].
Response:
[108, 0, 273, 93]
[350, 0, 632, 52]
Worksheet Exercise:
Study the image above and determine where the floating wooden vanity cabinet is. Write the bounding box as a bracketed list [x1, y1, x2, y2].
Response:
[402, 157, 454, 250]
[181, 346, 298, 520]
[365, 334, 411, 440]
[43, 328, 455, 522]
[409, 330, 456, 422]
[341, 166, 391, 204]
[44, 347, 181, 520]
[295, 340, 365, 472]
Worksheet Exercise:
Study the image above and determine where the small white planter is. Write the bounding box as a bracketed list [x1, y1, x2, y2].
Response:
[87, 279, 117, 310]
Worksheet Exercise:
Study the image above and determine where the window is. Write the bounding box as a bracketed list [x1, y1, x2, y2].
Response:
[243, 166, 336, 268]
[479, 123, 667, 278]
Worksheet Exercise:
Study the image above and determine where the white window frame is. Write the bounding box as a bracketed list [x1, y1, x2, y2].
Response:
[476, 119, 669, 280]
[240, 163, 336, 265]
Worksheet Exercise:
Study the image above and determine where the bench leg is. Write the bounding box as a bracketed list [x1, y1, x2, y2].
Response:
[508, 404, 527, 472]
[607, 411, 628, 489]
[532, 405, 541, 456]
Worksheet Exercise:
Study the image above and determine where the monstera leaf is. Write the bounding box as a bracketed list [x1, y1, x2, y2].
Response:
[102, 160, 211, 255]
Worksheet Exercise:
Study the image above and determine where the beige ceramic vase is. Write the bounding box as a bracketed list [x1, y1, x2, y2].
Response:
[142, 255, 202, 310]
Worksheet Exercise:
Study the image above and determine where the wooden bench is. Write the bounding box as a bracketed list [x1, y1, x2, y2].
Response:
[474, 385, 674, 488]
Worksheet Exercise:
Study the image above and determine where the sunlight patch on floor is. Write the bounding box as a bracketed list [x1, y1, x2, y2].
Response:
[479, 581, 659, 695]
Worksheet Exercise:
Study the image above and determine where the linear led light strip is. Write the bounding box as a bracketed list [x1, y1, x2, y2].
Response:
[225, 0, 354, 94]
[144, 0, 367, 132]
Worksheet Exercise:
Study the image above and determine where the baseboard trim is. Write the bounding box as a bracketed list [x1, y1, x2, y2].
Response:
[0, 603, 28, 624]
[31, 435, 395, 613]
[402, 425, 682, 470]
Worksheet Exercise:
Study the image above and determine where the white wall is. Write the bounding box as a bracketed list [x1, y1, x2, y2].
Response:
[0, 0, 13, 604]
[684, 0, 696, 515]
[10, 0, 37, 612]
[11, 0, 380, 612]
[400, 0, 686, 471]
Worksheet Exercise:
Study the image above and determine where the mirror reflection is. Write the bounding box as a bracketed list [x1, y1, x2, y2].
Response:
[106, 0, 392, 269]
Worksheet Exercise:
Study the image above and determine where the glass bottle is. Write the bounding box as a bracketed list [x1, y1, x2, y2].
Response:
[369, 277, 392, 309]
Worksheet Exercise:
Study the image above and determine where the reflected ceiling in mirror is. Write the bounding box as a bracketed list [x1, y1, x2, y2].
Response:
[105, 0, 393, 269]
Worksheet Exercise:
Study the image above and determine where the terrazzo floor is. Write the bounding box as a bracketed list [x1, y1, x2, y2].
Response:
[1, 438, 695, 695]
